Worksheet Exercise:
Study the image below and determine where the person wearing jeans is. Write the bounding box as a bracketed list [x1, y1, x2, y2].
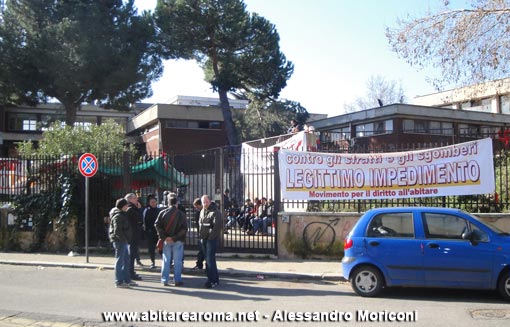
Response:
[109, 198, 135, 288]
[112, 241, 131, 287]
[202, 237, 219, 286]
[199, 194, 223, 288]
[125, 193, 143, 280]
[155, 194, 187, 286]
[161, 239, 184, 285]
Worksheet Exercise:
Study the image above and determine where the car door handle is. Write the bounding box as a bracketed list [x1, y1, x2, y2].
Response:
[427, 243, 439, 249]
[368, 241, 380, 246]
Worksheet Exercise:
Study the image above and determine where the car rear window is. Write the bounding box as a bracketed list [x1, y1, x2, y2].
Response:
[366, 212, 414, 238]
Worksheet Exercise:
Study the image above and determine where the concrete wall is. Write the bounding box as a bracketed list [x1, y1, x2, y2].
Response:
[276, 212, 510, 259]
[277, 212, 359, 259]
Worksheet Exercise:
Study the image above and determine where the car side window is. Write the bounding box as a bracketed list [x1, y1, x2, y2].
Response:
[422, 213, 468, 240]
[366, 213, 414, 238]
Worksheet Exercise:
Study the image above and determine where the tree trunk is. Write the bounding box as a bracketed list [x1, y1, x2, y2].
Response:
[62, 100, 79, 126]
[218, 89, 239, 145]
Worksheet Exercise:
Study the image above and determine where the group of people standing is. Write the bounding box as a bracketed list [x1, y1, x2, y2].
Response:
[108, 192, 222, 289]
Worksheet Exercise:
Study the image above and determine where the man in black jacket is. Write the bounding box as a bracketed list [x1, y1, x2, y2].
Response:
[125, 193, 143, 280]
[109, 198, 135, 288]
[143, 195, 160, 269]
[199, 195, 223, 288]
[155, 194, 188, 286]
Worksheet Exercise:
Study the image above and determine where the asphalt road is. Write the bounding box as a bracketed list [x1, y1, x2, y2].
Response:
[0, 265, 509, 327]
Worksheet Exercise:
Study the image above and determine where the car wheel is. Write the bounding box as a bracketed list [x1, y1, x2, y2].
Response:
[498, 271, 510, 301]
[351, 265, 384, 297]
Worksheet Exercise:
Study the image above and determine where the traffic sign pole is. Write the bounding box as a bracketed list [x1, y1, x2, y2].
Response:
[78, 153, 98, 264]
[85, 177, 89, 263]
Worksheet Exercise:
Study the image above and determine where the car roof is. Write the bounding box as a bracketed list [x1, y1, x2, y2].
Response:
[365, 207, 464, 214]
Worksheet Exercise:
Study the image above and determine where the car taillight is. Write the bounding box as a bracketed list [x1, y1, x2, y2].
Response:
[344, 238, 353, 250]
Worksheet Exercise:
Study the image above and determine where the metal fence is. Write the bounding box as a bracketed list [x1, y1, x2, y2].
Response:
[1, 129, 509, 254]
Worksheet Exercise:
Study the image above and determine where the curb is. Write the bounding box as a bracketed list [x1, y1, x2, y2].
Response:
[0, 260, 346, 282]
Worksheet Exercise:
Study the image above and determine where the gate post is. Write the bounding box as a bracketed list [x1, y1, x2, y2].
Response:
[219, 147, 224, 214]
[217, 147, 224, 251]
[273, 147, 281, 256]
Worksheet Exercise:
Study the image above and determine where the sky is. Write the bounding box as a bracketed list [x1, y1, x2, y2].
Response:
[134, 0, 462, 117]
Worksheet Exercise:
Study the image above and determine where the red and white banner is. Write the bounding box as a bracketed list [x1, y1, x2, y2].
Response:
[241, 131, 317, 174]
[278, 138, 495, 200]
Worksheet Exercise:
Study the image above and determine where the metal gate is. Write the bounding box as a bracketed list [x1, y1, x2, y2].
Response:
[173, 145, 278, 255]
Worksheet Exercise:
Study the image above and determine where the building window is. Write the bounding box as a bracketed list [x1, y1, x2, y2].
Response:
[461, 97, 492, 112]
[338, 126, 351, 140]
[23, 119, 37, 131]
[165, 120, 222, 129]
[481, 126, 498, 137]
[441, 122, 454, 135]
[355, 123, 373, 137]
[403, 119, 454, 135]
[458, 123, 481, 136]
[403, 119, 414, 132]
[209, 121, 221, 129]
[376, 120, 393, 134]
[166, 120, 188, 128]
[8, 113, 38, 131]
[415, 120, 428, 133]
[187, 121, 199, 129]
[429, 121, 440, 134]
[321, 127, 351, 144]
[355, 120, 392, 137]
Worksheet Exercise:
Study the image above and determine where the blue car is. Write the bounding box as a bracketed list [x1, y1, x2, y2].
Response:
[342, 207, 510, 300]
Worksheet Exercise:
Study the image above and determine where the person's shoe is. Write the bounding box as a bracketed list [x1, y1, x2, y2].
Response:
[116, 283, 130, 288]
[150, 263, 156, 269]
[174, 281, 184, 287]
[210, 282, 219, 289]
[127, 281, 138, 286]
[204, 281, 212, 289]
[136, 260, 144, 267]
[131, 275, 142, 281]
[192, 265, 203, 271]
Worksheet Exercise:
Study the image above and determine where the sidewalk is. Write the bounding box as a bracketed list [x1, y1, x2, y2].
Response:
[0, 251, 345, 282]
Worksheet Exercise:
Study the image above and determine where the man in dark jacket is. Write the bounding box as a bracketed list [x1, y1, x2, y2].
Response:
[125, 193, 143, 280]
[155, 194, 187, 286]
[143, 195, 160, 269]
[199, 194, 223, 288]
[109, 198, 135, 288]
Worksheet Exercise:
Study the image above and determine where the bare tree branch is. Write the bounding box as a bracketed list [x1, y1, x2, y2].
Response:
[387, 1, 510, 89]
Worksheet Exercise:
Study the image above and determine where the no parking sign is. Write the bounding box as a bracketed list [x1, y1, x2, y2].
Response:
[78, 153, 98, 177]
[78, 153, 98, 263]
